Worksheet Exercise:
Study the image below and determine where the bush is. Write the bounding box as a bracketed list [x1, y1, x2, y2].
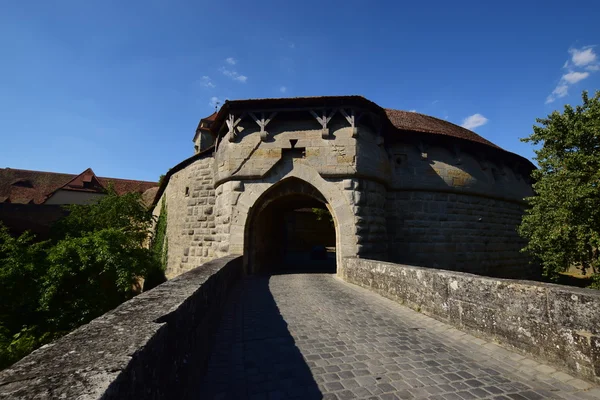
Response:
[0, 189, 162, 369]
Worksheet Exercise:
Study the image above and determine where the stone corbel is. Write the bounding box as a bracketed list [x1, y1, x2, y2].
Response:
[231, 181, 244, 192]
[340, 109, 358, 138]
[477, 154, 489, 170]
[512, 163, 522, 181]
[498, 163, 507, 176]
[418, 142, 428, 160]
[226, 113, 245, 142]
[371, 113, 384, 145]
[249, 112, 277, 141]
[343, 179, 355, 190]
[310, 109, 337, 139]
[452, 144, 462, 165]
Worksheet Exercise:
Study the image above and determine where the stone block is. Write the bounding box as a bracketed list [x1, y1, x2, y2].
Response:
[340, 257, 600, 384]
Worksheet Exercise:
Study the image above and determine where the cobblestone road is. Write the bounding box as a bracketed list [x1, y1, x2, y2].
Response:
[193, 273, 599, 400]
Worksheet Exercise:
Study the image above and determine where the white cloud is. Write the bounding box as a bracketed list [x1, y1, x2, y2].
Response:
[408, 109, 417, 112]
[279, 86, 287, 93]
[200, 76, 215, 88]
[569, 47, 597, 67]
[546, 85, 569, 104]
[546, 46, 598, 103]
[219, 66, 247, 83]
[562, 71, 590, 84]
[225, 57, 237, 65]
[461, 114, 488, 130]
[209, 96, 221, 108]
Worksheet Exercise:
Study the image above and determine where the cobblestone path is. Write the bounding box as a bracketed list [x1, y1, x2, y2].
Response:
[193, 274, 599, 400]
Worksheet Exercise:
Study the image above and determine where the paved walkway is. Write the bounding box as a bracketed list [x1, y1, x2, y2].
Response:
[192, 273, 599, 400]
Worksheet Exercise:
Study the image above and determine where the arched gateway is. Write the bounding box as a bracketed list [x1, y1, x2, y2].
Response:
[153, 95, 536, 279]
[243, 177, 336, 274]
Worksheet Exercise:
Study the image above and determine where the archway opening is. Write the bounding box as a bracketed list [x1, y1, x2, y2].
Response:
[245, 179, 337, 275]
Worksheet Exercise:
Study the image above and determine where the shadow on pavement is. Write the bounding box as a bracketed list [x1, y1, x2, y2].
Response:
[187, 275, 322, 400]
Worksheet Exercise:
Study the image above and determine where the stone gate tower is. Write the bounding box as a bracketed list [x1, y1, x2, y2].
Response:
[153, 96, 535, 279]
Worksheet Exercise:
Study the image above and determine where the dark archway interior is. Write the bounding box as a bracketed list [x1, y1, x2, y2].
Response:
[248, 192, 336, 275]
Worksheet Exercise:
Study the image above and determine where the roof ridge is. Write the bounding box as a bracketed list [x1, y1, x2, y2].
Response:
[45, 168, 105, 198]
[98, 176, 158, 184]
[384, 108, 477, 133]
[0, 167, 75, 177]
[0, 168, 157, 184]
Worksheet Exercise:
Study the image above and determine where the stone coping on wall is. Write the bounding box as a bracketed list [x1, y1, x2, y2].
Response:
[339, 257, 600, 385]
[0, 255, 243, 400]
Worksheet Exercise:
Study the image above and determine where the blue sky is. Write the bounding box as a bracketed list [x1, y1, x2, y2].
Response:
[1, 0, 599, 182]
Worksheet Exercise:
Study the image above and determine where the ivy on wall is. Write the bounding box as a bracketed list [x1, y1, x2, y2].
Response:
[145, 197, 168, 290]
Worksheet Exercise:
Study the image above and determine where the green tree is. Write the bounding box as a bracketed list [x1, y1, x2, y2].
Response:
[0, 226, 51, 368]
[51, 188, 153, 242]
[42, 227, 155, 331]
[0, 189, 162, 369]
[312, 207, 334, 226]
[519, 91, 600, 288]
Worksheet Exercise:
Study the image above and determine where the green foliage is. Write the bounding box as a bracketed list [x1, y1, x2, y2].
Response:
[312, 207, 334, 226]
[42, 228, 154, 330]
[0, 190, 162, 369]
[0, 227, 47, 334]
[519, 91, 600, 287]
[0, 226, 52, 369]
[145, 197, 168, 290]
[52, 187, 152, 244]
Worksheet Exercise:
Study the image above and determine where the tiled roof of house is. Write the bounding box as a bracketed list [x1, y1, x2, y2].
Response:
[203, 111, 218, 122]
[0, 168, 158, 204]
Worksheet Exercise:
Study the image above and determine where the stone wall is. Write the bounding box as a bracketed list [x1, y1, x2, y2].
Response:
[156, 108, 536, 279]
[339, 257, 600, 384]
[153, 155, 221, 278]
[387, 142, 533, 202]
[0, 256, 243, 400]
[386, 191, 534, 278]
[341, 178, 388, 260]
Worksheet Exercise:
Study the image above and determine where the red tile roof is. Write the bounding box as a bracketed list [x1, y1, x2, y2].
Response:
[383, 109, 500, 149]
[203, 111, 218, 122]
[0, 168, 158, 204]
[53, 168, 106, 194]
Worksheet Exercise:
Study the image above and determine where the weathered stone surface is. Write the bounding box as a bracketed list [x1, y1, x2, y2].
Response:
[156, 100, 539, 281]
[0, 256, 243, 400]
[153, 156, 227, 278]
[339, 257, 600, 385]
[386, 190, 535, 278]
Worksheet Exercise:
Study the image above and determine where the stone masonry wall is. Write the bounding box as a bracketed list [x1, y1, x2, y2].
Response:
[0, 256, 243, 400]
[385, 190, 534, 279]
[153, 156, 220, 278]
[341, 178, 387, 260]
[340, 257, 600, 385]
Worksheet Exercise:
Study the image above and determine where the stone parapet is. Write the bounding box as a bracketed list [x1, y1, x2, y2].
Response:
[0, 256, 243, 400]
[339, 257, 600, 385]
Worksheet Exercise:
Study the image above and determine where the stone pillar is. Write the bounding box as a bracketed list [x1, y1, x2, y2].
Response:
[343, 178, 388, 260]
